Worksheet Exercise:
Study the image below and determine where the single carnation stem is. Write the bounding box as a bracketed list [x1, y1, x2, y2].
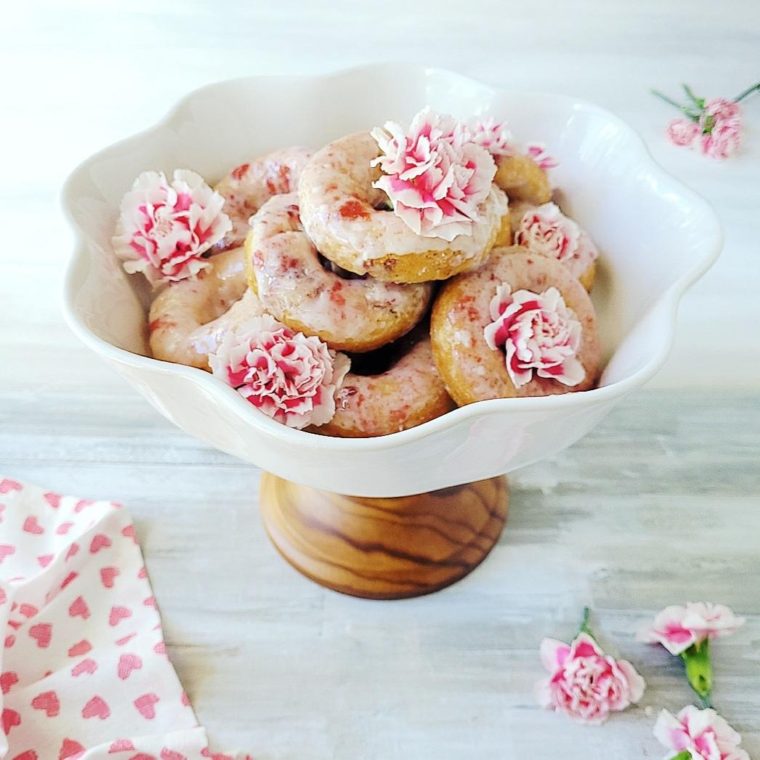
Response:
[579, 606, 593, 636]
[672, 753, 692, 760]
[650, 90, 701, 121]
[734, 82, 760, 103]
[651, 89, 685, 109]
[680, 640, 713, 706]
[682, 83, 705, 110]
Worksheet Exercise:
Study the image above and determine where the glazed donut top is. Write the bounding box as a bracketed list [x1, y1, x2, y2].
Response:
[298, 131, 508, 265]
[215, 146, 313, 247]
[247, 193, 432, 352]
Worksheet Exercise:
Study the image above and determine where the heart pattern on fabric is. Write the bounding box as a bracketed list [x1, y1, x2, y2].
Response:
[0, 476, 253, 758]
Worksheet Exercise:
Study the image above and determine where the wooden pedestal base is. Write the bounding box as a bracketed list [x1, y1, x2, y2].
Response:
[259, 474, 508, 600]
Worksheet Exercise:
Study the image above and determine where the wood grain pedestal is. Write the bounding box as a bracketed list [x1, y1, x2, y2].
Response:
[259, 474, 508, 599]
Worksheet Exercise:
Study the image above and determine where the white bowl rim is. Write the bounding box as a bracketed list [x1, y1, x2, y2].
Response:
[61, 63, 723, 453]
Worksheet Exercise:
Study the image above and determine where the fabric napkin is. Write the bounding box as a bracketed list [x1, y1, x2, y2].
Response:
[0, 477, 251, 760]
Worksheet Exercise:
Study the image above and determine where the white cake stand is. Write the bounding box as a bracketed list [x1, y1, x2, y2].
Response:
[62, 65, 722, 598]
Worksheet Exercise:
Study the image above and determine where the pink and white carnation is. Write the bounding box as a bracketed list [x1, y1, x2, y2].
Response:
[537, 632, 646, 724]
[654, 706, 750, 760]
[667, 118, 701, 147]
[525, 143, 559, 170]
[514, 202, 598, 267]
[699, 119, 742, 160]
[371, 108, 497, 241]
[703, 97, 741, 124]
[467, 116, 516, 157]
[209, 314, 350, 429]
[113, 169, 231, 286]
[484, 283, 584, 388]
[638, 603, 745, 656]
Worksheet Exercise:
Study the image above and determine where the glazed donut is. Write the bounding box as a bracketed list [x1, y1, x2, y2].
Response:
[246, 193, 433, 353]
[315, 327, 455, 438]
[148, 246, 251, 368]
[298, 131, 509, 283]
[215, 147, 312, 249]
[494, 154, 552, 205]
[431, 247, 601, 404]
[509, 201, 598, 291]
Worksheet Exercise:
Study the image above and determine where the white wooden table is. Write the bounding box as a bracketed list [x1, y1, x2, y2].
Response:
[2, 1, 759, 757]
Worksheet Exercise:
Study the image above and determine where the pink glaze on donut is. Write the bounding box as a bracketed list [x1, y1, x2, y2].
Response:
[247, 193, 432, 352]
[215, 146, 313, 249]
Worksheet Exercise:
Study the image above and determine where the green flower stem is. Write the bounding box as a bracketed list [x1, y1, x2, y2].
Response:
[578, 606, 594, 637]
[680, 640, 713, 708]
[682, 83, 705, 109]
[650, 90, 701, 121]
[671, 752, 692, 760]
[734, 82, 760, 103]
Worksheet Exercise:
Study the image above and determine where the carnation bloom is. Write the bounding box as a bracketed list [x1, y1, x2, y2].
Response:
[371, 108, 497, 241]
[467, 117, 516, 156]
[537, 632, 646, 724]
[654, 706, 750, 760]
[113, 169, 231, 285]
[699, 119, 742, 160]
[514, 202, 598, 279]
[638, 602, 746, 656]
[209, 314, 350, 429]
[484, 283, 584, 388]
[667, 118, 701, 147]
[653, 84, 756, 160]
[525, 143, 559, 170]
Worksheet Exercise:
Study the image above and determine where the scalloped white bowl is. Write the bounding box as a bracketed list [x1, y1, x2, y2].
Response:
[62, 64, 721, 497]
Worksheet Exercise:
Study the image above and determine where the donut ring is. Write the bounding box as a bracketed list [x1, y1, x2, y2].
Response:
[215, 147, 312, 249]
[148, 246, 253, 368]
[431, 247, 601, 404]
[508, 201, 598, 291]
[246, 193, 433, 353]
[315, 327, 455, 438]
[494, 154, 552, 205]
[298, 131, 509, 283]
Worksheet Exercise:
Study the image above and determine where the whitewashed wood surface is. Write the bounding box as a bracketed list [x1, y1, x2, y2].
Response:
[1, 1, 759, 758]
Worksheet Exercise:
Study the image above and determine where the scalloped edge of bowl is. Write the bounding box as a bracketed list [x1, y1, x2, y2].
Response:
[62, 63, 723, 454]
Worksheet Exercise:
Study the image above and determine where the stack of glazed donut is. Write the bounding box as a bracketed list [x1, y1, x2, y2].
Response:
[115, 109, 603, 437]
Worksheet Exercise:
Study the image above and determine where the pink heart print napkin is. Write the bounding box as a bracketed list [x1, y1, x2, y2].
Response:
[0, 477, 251, 760]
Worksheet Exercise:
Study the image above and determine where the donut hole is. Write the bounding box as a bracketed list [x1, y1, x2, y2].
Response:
[346, 327, 422, 376]
[318, 253, 367, 280]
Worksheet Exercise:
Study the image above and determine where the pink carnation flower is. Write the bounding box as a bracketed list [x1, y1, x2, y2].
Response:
[654, 706, 750, 760]
[525, 143, 559, 170]
[113, 169, 231, 286]
[667, 118, 701, 147]
[537, 632, 646, 724]
[699, 119, 742, 160]
[514, 202, 598, 271]
[209, 314, 350, 429]
[703, 97, 741, 123]
[371, 108, 496, 241]
[467, 116, 516, 157]
[638, 602, 745, 656]
[484, 283, 584, 389]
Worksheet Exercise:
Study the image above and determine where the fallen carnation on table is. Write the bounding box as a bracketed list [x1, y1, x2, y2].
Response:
[654, 705, 750, 760]
[653, 82, 759, 159]
[638, 602, 745, 706]
[536, 608, 646, 723]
